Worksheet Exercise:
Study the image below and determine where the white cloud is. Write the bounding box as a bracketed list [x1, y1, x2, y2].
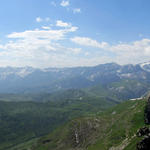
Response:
[73, 8, 81, 14]
[36, 17, 50, 23]
[71, 37, 109, 49]
[111, 39, 150, 64]
[8, 30, 63, 40]
[71, 36, 150, 58]
[7, 25, 78, 41]
[85, 52, 89, 56]
[108, 39, 150, 64]
[0, 25, 79, 68]
[110, 39, 150, 54]
[56, 20, 71, 28]
[36, 17, 43, 22]
[42, 26, 51, 30]
[68, 48, 81, 54]
[60, 0, 69, 7]
[71, 36, 150, 65]
[1, 23, 150, 68]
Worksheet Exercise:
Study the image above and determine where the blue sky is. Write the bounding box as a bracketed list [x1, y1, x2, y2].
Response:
[0, 0, 150, 68]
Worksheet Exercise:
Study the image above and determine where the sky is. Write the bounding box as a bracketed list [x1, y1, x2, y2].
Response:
[0, 0, 150, 68]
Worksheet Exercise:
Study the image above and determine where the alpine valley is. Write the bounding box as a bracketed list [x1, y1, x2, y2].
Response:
[1, 62, 150, 150]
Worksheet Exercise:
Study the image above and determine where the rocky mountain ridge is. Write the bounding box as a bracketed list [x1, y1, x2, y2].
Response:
[0, 62, 150, 94]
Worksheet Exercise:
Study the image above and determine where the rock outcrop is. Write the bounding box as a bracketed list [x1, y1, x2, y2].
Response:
[136, 97, 150, 150]
[137, 135, 150, 150]
[137, 127, 150, 137]
[69, 118, 101, 148]
[144, 97, 150, 124]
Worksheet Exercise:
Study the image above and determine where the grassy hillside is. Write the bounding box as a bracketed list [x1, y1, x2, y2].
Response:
[0, 87, 149, 150]
[86, 79, 149, 101]
[0, 91, 117, 150]
[0, 78, 148, 104]
[31, 98, 148, 150]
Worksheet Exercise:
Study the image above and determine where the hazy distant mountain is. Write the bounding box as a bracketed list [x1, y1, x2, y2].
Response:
[0, 62, 150, 94]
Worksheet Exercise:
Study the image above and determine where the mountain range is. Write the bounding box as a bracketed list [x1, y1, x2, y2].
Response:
[1, 62, 150, 150]
[0, 62, 150, 95]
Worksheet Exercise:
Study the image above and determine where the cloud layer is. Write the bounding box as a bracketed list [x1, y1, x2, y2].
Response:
[0, 18, 150, 68]
[71, 37, 108, 49]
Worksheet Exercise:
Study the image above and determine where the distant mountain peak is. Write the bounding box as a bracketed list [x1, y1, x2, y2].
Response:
[140, 62, 150, 72]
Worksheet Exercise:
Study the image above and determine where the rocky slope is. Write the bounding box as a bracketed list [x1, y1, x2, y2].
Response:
[136, 96, 150, 150]
[28, 98, 149, 150]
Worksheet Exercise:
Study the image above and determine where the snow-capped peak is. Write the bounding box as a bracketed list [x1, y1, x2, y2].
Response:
[140, 62, 150, 72]
[16, 68, 34, 78]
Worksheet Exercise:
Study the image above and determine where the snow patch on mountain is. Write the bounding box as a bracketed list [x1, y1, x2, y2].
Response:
[140, 62, 150, 72]
[16, 68, 34, 78]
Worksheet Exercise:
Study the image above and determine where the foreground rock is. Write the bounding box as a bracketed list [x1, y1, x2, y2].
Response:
[137, 136, 150, 150]
[136, 97, 150, 150]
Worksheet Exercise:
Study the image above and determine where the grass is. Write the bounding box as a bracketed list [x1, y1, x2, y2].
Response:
[30, 98, 147, 150]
